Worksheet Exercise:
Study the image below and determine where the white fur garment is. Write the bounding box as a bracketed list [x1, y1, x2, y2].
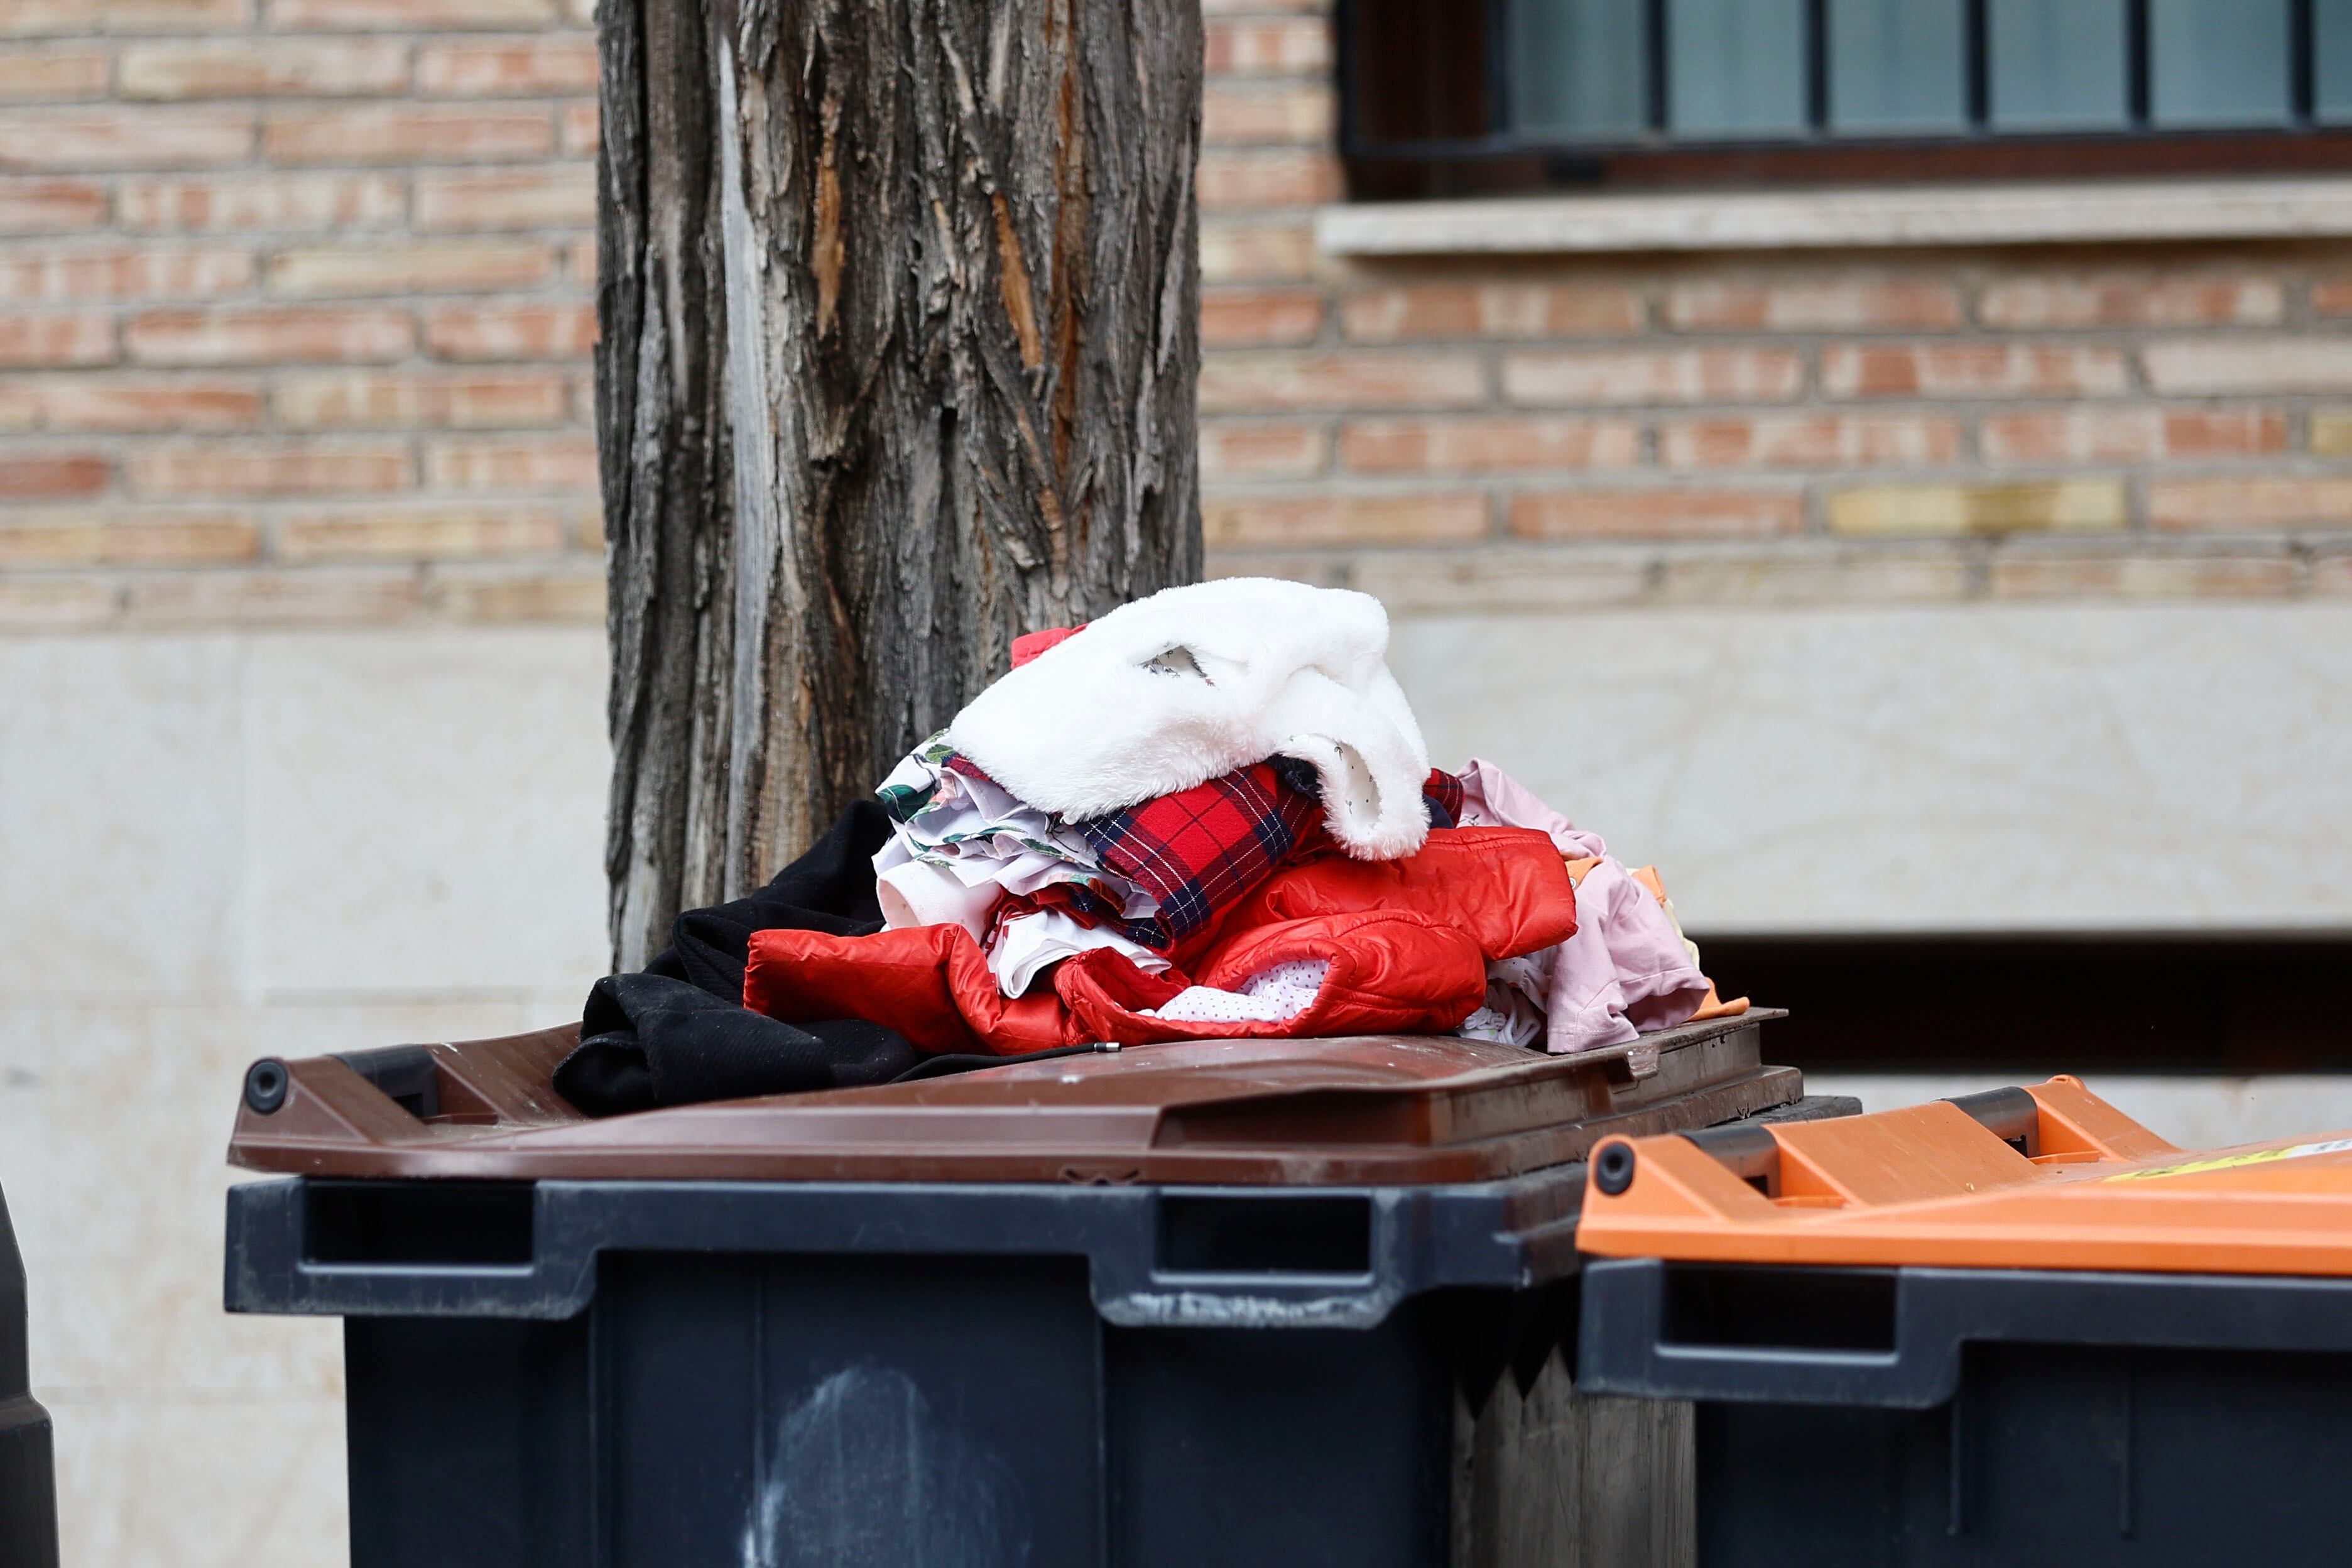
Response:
[944, 578, 1434, 859]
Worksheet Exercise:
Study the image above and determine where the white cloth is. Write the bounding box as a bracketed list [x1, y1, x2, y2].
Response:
[873, 737, 1165, 995]
[945, 578, 1434, 860]
[990, 909, 1168, 998]
[1146, 959, 1331, 1025]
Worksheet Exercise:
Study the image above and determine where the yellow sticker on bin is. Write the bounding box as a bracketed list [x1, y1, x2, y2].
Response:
[2103, 1136, 2352, 1183]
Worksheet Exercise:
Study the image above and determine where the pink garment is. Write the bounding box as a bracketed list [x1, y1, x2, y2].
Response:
[1456, 759, 1712, 1055]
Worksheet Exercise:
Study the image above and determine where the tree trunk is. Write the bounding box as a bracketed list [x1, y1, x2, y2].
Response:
[595, 0, 1205, 970]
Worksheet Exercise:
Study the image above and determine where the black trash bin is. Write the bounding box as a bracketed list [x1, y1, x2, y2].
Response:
[226, 1011, 1843, 1568]
[1574, 1079, 2352, 1568]
[1, 1184, 58, 1568]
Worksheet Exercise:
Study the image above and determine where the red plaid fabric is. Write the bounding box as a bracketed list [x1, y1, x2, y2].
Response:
[1075, 758, 1327, 948]
[949, 753, 1469, 953]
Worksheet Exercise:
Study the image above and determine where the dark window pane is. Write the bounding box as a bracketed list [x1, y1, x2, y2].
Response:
[1829, 0, 1966, 136]
[1510, 0, 1650, 139]
[2319, 0, 2352, 124]
[1352, 0, 1491, 144]
[2149, 0, 2291, 128]
[1667, 0, 1810, 139]
[1988, 0, 2128, 130]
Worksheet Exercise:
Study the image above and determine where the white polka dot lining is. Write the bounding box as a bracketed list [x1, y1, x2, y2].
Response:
[1145, 959, 1331, 1025]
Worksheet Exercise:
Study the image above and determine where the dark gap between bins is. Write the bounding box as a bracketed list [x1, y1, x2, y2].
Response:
[304, 1180, 535, 1267]
[1662, 1264, 1898, 1353]
[1157, 1195, 1373, 1276]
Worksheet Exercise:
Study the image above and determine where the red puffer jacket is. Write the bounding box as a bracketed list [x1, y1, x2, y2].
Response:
[743, 826, 1577, 1054]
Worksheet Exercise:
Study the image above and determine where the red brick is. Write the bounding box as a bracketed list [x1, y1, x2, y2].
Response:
[0, 107, 251, 170]
[2142, 339, 2352, 395]
[1202, 83, 1331, 145]
[429, 563, 604, 621]
[0, 310, 112, 366]
[0, 449, 106, 497]
[1341, 416, 1641, 473]
[268, 241, 555, 297]
[1201, 288, 1324, 347]
[1989, 549, 2299, 599]
[128, 442, 412, 498]
[423, 302, 596, 360]
[278, 506, 565, 561]
[1199, 421, 1328, 480]
[1665, 279, 1961, 333]
[1831, 481, 2123, 536]
[1199, 220, 1314, 283]
[1199, 351, 1485, 413]
[263, 106, 552, 165]
[2148, 478, 2352, 531]
[1658, 413, 1961, 469]
[117, 173, 406, 233]
[416, 37, 599, 95]
[1204, 492, 1487, 548]
[0, 577, 114, 628]
[0, 0, 248, 33]
[127, 307, 414, 365]
[1509, 489, 1803, 541]
[1198, 148, 1337, 209]
[1205, 18, 1328, 74]
[123, 569, 422, 627]
[2317, 553, 2352, 594]
[1979, 275, 2282, 329]
[266, 0, 553, 25]
[1503, 347, 1803, 406]
[8, 376, 261, 430]
[1979, 408, 2288, 466]
[0, 510, 256, 566]
[413, 166, 596, 231]
[117, 39, 408, 99]
[564, 234, 595, 285]
[2313, 278, 2352, 317]
[1343, 283, 1642, 342]
[558, 98, 596, 155]
[0, 45, 107, 100]
[0, 177, 104, 232]
[425, 435, 598, 491]
[1657, 551, 1969, 606]
[1822, 343, 2128, 399]
[0, 246, 253, 303]
[273, 369, 570, 429]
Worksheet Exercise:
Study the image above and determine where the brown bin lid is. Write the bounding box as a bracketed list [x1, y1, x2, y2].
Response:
[227, 1010, 1795, 1186]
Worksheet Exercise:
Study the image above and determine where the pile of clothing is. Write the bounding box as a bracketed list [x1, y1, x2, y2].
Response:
[557, 579, 1741, 1116]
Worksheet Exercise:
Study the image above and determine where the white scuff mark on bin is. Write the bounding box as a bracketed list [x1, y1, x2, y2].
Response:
[741, 1363, 1033, 1568]
[1104, 1287, 1398, 1329]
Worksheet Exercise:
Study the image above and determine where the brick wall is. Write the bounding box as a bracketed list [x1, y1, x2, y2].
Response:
[1199, 1, 2352, 610]
[8, 0, 2352, 632]
[0, 0, 601, 631]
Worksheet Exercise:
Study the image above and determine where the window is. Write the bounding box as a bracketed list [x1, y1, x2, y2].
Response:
[1344, 0, 2352, 199]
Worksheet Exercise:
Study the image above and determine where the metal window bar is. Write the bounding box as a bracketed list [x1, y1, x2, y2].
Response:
[2295, 0, 2319, 125]
[1339, 0, 2336, 160]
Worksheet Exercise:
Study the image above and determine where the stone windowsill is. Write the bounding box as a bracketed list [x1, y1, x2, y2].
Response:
[1315, 177, 2352, 257]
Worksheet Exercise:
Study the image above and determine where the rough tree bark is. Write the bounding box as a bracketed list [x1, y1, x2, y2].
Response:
[594, 0, 1205, 969]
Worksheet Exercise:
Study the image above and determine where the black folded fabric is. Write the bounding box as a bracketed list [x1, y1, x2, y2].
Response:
[646, 798, 894, 1002]
[557, 801, 922, 1117]
[558, 975, 923, 1115]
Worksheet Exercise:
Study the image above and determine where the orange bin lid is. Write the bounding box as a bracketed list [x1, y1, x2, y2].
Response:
[1578, 1075, 2352, 1278]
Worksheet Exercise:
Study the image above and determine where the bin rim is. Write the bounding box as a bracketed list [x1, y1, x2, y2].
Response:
[1578, 1075, 2352, 1279]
